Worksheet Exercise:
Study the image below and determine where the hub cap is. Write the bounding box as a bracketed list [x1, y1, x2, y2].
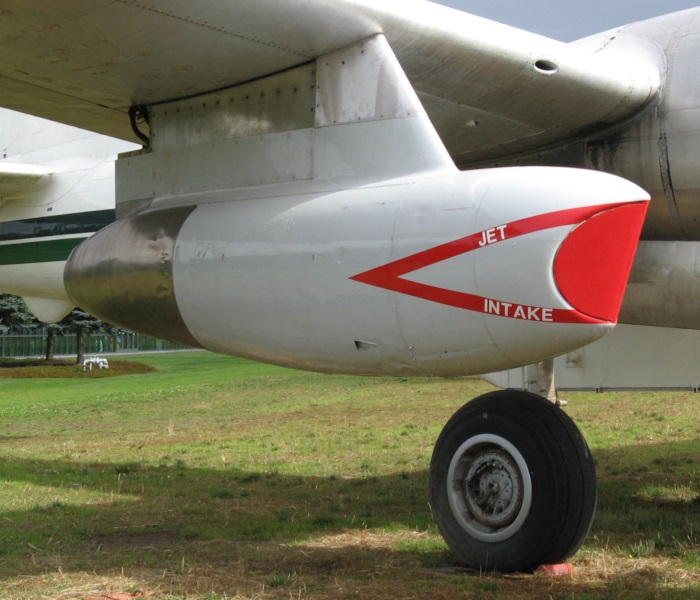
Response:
[447, 434, 532, 542]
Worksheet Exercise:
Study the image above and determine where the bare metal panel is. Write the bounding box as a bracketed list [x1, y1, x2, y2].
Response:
[144, 64, 317, 196]
[486, 324, 700, 391]
[315, 36, 424, 127]
[64, 206, 201, 347]
[121, 36, 453, 205]
[419, 93, 542, 165]
[115, 150, 154, 219]
[621, 241, 700, 329]
[151, 65, 316, 150]
[151, 130, 315, 197]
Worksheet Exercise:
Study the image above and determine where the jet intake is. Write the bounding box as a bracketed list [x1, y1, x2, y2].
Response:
[553, 203, 648, 323]
[64, 167, 648, 376]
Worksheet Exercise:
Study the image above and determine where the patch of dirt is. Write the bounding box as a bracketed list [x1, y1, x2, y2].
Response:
[0, 359, 73, 368]
[0, 359, 156, 378]
[86, 530, 180, 551]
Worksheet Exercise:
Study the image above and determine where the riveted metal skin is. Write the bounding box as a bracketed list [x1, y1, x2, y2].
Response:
[64, 206, 201, 348]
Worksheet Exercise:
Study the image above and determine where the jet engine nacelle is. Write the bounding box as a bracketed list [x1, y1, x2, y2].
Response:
[65, 166, 647, 376]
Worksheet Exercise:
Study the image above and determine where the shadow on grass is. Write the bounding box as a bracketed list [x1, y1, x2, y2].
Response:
[0, 439, 698, 598]
[0, 456, 433, 565]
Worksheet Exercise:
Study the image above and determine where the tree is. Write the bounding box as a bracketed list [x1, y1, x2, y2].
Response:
[44, 323, 63, 361]
[0, 294, 38, 333]
[0, 295, 117, 363]
[60, 308, 117, 364]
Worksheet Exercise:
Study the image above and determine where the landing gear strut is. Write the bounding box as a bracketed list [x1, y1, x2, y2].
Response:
[430, 389, 596, 572]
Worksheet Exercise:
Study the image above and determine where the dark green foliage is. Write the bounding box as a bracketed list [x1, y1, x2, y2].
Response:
[0, 293, 38, 333]
[0, 293, 118, 362]
[58, 307, 118, 363]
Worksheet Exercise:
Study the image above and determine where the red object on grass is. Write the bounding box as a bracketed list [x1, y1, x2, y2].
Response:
[538, 563, 576, 576]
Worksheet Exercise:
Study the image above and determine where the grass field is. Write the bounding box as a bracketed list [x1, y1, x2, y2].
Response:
[0, 351, 698, 599]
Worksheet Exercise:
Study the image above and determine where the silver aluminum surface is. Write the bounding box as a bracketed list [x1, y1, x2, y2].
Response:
[64, 206, 201, 347]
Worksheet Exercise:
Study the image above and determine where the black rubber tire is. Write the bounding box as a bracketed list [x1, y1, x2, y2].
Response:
[430, 389, 596, 572]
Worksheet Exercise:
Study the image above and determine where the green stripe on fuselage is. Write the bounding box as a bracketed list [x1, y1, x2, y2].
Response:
[0, 237, 85, 265]
[0, 209, 115, 242]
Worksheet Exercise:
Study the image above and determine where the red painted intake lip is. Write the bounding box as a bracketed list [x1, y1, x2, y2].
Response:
[351, 201, 647, 324]
[553, 202, 648, 323]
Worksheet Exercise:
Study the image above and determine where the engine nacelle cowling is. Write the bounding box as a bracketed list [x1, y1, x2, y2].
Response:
[65, 166, 647, 376]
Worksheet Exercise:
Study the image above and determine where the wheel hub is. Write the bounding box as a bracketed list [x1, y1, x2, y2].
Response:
[446, 433, 532, 542]
[464, 450, 522, 529]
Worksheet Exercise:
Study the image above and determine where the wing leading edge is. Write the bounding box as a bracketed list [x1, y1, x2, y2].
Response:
[0, 0, 661, 165]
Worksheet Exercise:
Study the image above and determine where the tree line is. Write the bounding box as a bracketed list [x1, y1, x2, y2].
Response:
[0, 294, 116, 364]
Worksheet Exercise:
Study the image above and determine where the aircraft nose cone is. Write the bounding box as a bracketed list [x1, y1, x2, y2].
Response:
[554, 202, 648, 323]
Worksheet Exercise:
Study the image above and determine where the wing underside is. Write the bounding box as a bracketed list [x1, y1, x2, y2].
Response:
[0, 0, 660, 165]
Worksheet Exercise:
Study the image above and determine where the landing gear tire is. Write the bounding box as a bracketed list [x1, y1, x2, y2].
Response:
[430, 390, 596, 572]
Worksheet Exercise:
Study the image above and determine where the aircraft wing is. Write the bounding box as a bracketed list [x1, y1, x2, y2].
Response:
[0, 0, 659, 166]
[0, 163, 50, 198]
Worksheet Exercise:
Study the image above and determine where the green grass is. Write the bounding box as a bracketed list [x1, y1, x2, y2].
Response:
[0, 351, 698, 599]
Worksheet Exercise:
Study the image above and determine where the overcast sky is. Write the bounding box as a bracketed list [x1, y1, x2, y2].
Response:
[433, 1, 700, 41]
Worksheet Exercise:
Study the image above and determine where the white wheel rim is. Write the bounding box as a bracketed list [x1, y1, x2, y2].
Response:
[446, 433, 532, 543]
